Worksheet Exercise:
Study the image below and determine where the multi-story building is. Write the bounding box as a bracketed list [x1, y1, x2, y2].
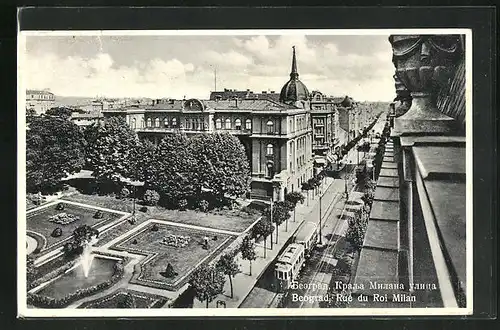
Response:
[309, 91, 342, 172]
[26, 89, 55, 114]
[103, 47, 314, 201]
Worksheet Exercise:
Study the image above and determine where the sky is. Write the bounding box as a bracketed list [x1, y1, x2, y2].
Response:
[22, 33, 396, 102]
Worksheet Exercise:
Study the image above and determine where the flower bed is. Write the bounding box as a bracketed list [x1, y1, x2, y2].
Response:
[48, 213, 80, 225]
[159, 234, 191, 248]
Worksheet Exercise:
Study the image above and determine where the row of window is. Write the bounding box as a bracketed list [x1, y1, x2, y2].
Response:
[215, 118, 251, 130]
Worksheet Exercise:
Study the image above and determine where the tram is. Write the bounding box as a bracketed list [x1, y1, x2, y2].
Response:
[294, 221, 319, 258]
[274, 243, 305, 292]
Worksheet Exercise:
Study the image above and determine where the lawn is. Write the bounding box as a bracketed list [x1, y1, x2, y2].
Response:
[111, 222, 235, 291]
[27, 202, 123, 253]
[35, 257, 118, 300]
[65, 192, 259, 233]
[78, 289, 169, 309]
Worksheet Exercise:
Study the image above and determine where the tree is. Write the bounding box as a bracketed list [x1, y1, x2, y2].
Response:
[346, 211, 368, 250]
[240, 236, 257, 276]
[118, 293, 136, 308]
[285, 191, 305, 224]
[45, 107, 74, 119]
[190, 133, 251, 205]
[216, 252, 240, 298]
[251, 216, 274, 258]
[143, 189, 160, 206]
[189, 264, 225, 308]
[263, 201, 290, 244]
[26, 115, 86, 193]
[130, 139, 158, 185]
[84, 116, 138, 184]
[147, 133, 198, 207]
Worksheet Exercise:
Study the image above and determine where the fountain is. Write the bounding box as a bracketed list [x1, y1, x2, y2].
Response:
[80, 236, 98, 278]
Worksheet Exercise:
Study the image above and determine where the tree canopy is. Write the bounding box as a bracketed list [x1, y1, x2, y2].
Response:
[26, 115, 86, 193]
[84, 116, 138, 183]
[189, 264, 225, 308]
[190, 133, 251, 201]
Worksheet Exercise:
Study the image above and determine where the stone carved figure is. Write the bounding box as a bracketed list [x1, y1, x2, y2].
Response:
[389, 34, 463, 134]
[393, 72, 412, 117]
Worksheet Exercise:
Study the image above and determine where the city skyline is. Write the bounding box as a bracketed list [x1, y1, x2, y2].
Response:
[22, 33, 395, 102]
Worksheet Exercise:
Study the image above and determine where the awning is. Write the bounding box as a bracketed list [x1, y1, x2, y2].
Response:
[314, 158, 327, 164]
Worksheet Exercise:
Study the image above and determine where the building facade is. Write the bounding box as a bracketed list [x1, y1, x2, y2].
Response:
[26, 89, 55, 114]
[103, 47, 315, 201]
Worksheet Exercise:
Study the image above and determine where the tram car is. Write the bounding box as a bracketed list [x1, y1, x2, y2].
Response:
[274, 243, 305, 292]
[294, 221, 319, 258]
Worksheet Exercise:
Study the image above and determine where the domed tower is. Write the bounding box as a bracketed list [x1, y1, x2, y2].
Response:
[279, 46, 310, 106]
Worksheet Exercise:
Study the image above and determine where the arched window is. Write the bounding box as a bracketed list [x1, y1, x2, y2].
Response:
[267, 120, 274, 133]
[245, 118, 252, 130]
[172, 118, 177, 127]
[235, 118, 242, 130]
[155, 118, 160, 128]
[216, 118, 222, 129]
[266, 143, 274, 156]
[225, 118, 231, 129]
[131, 118, 136, 129]
[141, 118, 145, 128]
[164, 117, 169, 128]
[147, 118, 152, 128]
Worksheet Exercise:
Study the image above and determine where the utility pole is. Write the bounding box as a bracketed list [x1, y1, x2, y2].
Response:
[270, 195, 273, 250]
[319, 186, 323, 245]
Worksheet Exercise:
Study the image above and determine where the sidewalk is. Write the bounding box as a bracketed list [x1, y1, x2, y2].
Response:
[192, 177, 337, 308]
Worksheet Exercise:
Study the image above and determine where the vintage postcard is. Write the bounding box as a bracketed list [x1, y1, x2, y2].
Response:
[18, 28, 472, 317]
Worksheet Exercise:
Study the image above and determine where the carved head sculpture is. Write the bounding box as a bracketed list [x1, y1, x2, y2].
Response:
[393, 72, 412, 116]
[389, 34, 463, 94]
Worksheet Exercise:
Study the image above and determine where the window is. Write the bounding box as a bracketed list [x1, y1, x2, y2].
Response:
[147, 118, 152, 128]
[131, 118, 136, 129]
[172, 118, 177, 127]
[267, 120, 274, 133]
[164, 118, 169, 128]
[245, 118, 252, 130]
[216, 118, 222, 129]
[141, 118, 145, 128]
[267, 143, 274, 156]
[235, 118, 242, 130]
[155, 118, 160, 128]
[225, 118, 231, 129]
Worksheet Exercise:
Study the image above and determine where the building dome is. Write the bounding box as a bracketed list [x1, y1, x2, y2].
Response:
[279, 46, 310, 104]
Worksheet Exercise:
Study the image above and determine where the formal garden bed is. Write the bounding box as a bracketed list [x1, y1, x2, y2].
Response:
[26, 202, 124, 253]
[110, 222, 235, 291]
[78, 289, 169, 309]
[65, 192, 258, 234]
[28, 256, 129, 308]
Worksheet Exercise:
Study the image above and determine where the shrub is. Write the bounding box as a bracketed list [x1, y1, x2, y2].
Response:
[93, 210, 104, 219]
[178, 199, 188, 211]
[120, 187, 130, 199]
[132, 239, 138, 244]
[151, 224, 159, 232]
[139, 206, 148, 213]
[55, 203, 65, 211]
[198, 199, 209, 212]
[164, 263, 177, 278]
[51, 227, 62, 238]
[143, 189, 160, 206]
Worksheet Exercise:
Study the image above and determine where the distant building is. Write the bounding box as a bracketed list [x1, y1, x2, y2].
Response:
[103, 47, 314, 201]
[209, 88, 280, 103]
[70, 112, 104, 127]
[26, 89, 55, 114]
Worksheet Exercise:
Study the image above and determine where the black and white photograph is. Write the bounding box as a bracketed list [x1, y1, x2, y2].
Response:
[18, 28, 472, 317]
